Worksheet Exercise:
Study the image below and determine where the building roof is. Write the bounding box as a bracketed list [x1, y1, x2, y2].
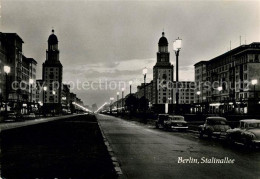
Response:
[194, 61, 208, 67]
[158, 32, 168, 46]
[48, 29, 58, 45]
[3, 33, 24, 43]
[194, 42, 260, 66]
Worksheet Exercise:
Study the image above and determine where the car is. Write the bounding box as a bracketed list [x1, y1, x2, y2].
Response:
[199, 117, 230, 139]
[155, 114, 169, 129]
[226, 119, 260, 148]
[27, 113, 36, 119]
[163, 115, 188, 131]
[4, 112, 17, 122]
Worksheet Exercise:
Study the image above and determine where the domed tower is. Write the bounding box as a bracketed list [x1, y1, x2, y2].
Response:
[42, 29, 63, 114]
[158, 32, 168, 52]
[48, 29, 58, 50]
[153, 32, 174, 111]
[46, 29, 60, 63]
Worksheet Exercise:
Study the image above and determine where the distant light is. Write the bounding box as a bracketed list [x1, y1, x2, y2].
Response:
[43, 86, 47, 91]
[196, 91, 201, 95]
[29, 79, 34, 84]
[252, 79, 258, 85]
[129, 80, 133, 85]
[143, 67, 148, 75]
[122, 88, 125, 92]
[4, 65, 11, 74]
[117, 92, 120, 95]
[218, 87, 223, 91]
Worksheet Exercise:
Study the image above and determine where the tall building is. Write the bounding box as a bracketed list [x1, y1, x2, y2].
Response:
[0, 33, 8, 108]
[153, 32, 174, 111]
[173, 81, 195, 104]
[194, 42, 260, 114]
[3, 33, 23, 106]
[42, 29, 63, 113]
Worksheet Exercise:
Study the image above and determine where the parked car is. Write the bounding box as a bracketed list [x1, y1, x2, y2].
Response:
[155, 114, 169, 129]
[226, 119, 260, 148]
[199, 117, 230, 138]
[163, 115, 188, 131]
[5, 111, 17, 122]
[27, 113, 36, 119]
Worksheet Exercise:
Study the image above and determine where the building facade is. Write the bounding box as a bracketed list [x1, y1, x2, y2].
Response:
[195, 42, 260, 114]
[173, 81, 195, 104]
[42, 29, 63, 113]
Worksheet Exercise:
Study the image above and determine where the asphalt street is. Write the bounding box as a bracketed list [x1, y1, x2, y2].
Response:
[96, 114, 260, 179]
[0, 114, 116, 179]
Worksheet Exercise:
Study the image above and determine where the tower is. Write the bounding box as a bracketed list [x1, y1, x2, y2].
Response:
[153, 32, 174, 112]
[42, 29, 63, 114]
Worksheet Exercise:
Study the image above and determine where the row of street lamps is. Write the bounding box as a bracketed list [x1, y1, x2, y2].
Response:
[108, 37, 182, 115]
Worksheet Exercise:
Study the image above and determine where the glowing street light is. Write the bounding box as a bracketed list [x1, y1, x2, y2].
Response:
[173, 37, 182, 114]
[252, 79, 258, 99]
[4, 65, 11, 74]
[218, 86, 223, 92]
[4, 65, 11, 114]
[197, 91, 201, 103]
[129, 80, 133, 94]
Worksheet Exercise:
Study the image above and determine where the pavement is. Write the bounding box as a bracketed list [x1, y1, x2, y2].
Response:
[96, 114, 260, 179]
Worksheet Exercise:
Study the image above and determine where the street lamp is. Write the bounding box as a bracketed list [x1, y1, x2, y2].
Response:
[196, 91, 201, 103]
[173, 37, 182, 114]
[143, 67, 147, 121]
[252, 79, 258, 99]
[29, 78, 34, 112]
[218, 86, 223, 104]
[4, 65, 11, 114]
[121, 88, 124, 111]
[117, 92, 119, 115]
[110, 97, 114, 114]
[129, 80, 133, 94]
[43, 86, 47, 116]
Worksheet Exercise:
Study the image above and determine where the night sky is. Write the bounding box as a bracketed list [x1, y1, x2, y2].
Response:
[1, 0, 260, 108]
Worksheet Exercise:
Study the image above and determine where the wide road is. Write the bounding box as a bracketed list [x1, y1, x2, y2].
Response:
[96, 114, 260, 179]
[0, 114, 116, 178]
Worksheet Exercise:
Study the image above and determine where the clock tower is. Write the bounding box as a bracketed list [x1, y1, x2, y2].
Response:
[42, 29, 63, 114]
[153, 32, 174, 111]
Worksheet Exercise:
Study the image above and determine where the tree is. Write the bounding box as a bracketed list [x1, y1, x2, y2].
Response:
[138, 96, 149, 112]
[125, 94, 139, 114]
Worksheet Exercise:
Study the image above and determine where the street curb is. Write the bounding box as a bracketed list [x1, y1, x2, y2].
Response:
[96, 117, 123, 177]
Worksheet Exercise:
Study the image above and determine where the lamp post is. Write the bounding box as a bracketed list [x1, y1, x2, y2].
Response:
[143, 67, 147, 121]
[110, 97, 114, 114]
[173, 37, 182, 114]
[196, 91, 201, 103]
[196, 91, 201, 113]
[4, 65, 11, 114]
[43, 86, 47, 116]
[252, 79, 258, 114]
[218, 86, 223, 114]
[252, 79, 258, 99]
[129, 80, 133, 94]
[122, 88, 124, 115]
[52, 90, 56, 115]
[117, 92, 119, 115]
[29, 79, 34, 112]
